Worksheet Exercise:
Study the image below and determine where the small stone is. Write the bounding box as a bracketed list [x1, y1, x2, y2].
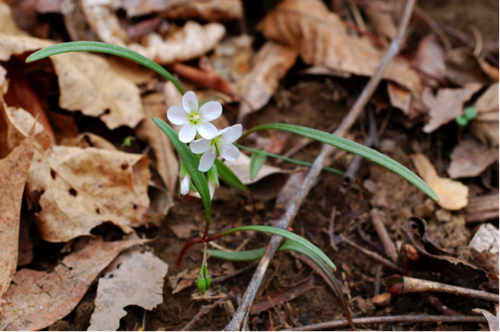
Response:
[363, 179, 379, 194]
[414, 198, 435, 218]
[380, 139, 397, 153]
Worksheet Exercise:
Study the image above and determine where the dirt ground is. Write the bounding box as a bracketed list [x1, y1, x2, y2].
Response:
[3, 0, 497, 330]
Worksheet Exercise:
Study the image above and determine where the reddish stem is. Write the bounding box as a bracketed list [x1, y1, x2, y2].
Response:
[176, 233, 227, 268]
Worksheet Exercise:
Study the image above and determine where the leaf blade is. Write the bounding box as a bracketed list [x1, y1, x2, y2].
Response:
[214, 159, 250, 193]
[241, 123, 439, 201]
[249, 150, 267, 180]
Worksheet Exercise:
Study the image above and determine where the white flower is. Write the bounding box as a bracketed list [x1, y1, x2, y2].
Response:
[191, 124, 242, 172]
[167, 91, 222, 143]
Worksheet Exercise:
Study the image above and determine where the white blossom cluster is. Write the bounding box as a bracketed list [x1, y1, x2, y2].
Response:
[167, 91, 242, 199]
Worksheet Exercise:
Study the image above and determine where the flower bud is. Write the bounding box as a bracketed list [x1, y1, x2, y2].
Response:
[196, 263, 212, 294]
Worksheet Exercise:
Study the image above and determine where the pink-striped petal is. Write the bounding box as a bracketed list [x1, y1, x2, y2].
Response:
[167, 105, 189, 125]
[197, 122, 218, 140]
[199, 101, 222, 121]
[220, 144, 240, 161]
[190, 139, 211, 154]
[179, 125, 197, 143]
[182, 91, 198, 113]
[198, 148, 216, 172]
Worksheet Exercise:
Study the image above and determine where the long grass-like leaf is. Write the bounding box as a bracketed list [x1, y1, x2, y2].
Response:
[151, 118, 211, 227]
[26, 41, 185, 95]
[249, 149, 267, 180]
[219, 225, 336, 270]
[241, 124, 439, 201]
[214, 159, 250, 193]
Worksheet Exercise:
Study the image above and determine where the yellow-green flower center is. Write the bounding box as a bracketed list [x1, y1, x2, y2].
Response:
[188, 112, 202, 125]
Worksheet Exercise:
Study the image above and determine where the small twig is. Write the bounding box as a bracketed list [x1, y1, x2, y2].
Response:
[211, 262, 259, 284]
[422, 293, 464, 316]
[182, 293, 234, 331]
[356, 225, 385, 255]
[374, 265, 383, 296]
[224, 0, 416, 329]
[328, 206, 339, 251]
[286, 315, 486, 331]
[340, 107, 378, 193]
[400, 276, 499, 302]
[341, 236, 405, 274]
[369, 208, 398, 263]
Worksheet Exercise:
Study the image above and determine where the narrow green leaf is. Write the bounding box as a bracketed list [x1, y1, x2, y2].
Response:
[26, 41, 185, 95]
[249, 150, 267, 180]
[241, 123, 439, 201]
[236, 144, 344, 176]
[219, 225, 336, 270]
[151, 117, 211, 227]
[214, 159, 250, 193]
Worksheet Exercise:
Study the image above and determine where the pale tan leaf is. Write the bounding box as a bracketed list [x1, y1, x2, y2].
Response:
[473, 83, 499, 113]
[448, 138, 498, 178]
[468, 224, 498, 275]
[135, 93, 178, 195]
[0, 132, 34, 299]
[415, 34, 446, 83]
[258, 0, 421, 95]
[0, 237, 146, 331]
[363, 0, 397, 41]
[0, 3, 26, 35]
[422, 83, 482, 133]
[445, 47, 491, 86]
[27, 145, 151, 242]
[472, 308, 499, 331]
[89, 249, 168, 331]
[387, 82, 411, 115]
[410, 153, 468, 211]
[237, 41, 297, 122]
[0, 34, 144, 129]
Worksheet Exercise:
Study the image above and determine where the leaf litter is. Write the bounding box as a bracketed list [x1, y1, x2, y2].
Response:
[0, 0, 498, 330]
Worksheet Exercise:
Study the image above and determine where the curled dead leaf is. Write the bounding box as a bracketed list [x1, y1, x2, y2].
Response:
[0, 131, 34, 299]
[258, 0, 421, 95]
[89, 249, 168, 331]
[410, 153, 468, 210]
[0, 236, 146, 330]
[237, 41, 297, 122]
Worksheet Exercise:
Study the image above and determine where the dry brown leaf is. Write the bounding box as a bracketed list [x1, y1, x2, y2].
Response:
[363, 0, 397, 41]
[225, 154, 290, 200]
[415, 34, 446, 85]
[474, 83, 499, 114]
[258, 0, 421, 95]
[121, 0, 242, 20]
[81, 1, 225, 65]
[470, 83, 499, 147]
[89, 249, 168, 331]
[445, 47, 491, 86]
[0, 3, 26, 36]
[0, 236, 146, 330]
[135, 93, 178, 195]
[172, 267, 199, 294]
[476, 56, 500, 82]
[387, 82, 412, 115]
[422, 83, 482, 133]
[448, 138, 498, 178]
[468, 223, 499, 275]
[410, 153, 468, 211]
[472, 308, 499, 331]
[169, 223, 197, 239]
[0, 33, 144, 129]
[0, 131, 34, 299]
[237, 41, 297, 122]
[27, 145, 151, 242]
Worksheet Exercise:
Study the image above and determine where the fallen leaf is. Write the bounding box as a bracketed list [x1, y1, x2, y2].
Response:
[169, 223, 197, 239]
[135, 93, 178, 195]
[211, 34, 254, 82]
[474, 83, 499, 114]
[0, 3, 26, 36]
[0, 33, 144, 130]
[448, 138, 498, 178]
[89, 249, 168, 331]
[27, 145, 151, 242]
[468, 223, 499, 275]
[415, 34, 446, 85]
[237, 41, 297, 122]
[472, 308, 499, 331]
[422, 83, 482, 133]
[0, 131, 34, 299]
[121, 0, 243, 21]
[81, 1, 225, 65]
[465, 193, 499, 223]
[363, 0, 397, 41]
[410, 153, 468, 210]
[0, 236, 146, 330]
[387, 82, 412, 115]
[258, 0, 421, 95]
[172, 267, 199, 294]
[445, 47, 491, 86]
[476, 56, 500, 82]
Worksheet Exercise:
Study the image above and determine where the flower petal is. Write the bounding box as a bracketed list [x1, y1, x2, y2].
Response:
[199, 101, 222, 121]
[208, 182, 215, 200]
[167, 105, 189, 125]
[199, 148, 216, 172]
[221, 124, 243, 144]
[197, 122, 218, 140]
[190, 139, 211, 154]
[182, 91, 198, 113]
[180, 176, 190, 195]
[179, 125, 197, 143]
[220, 144, 240, 161]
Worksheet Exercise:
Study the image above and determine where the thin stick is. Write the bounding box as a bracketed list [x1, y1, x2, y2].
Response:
[342, 236, 405, 274]
[182, 293, 234, 331]
[401, 276, 499, 302]
[224, 0, 416, 329]
[287, 315, 486, 331]
[370, 208, 398, 262]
